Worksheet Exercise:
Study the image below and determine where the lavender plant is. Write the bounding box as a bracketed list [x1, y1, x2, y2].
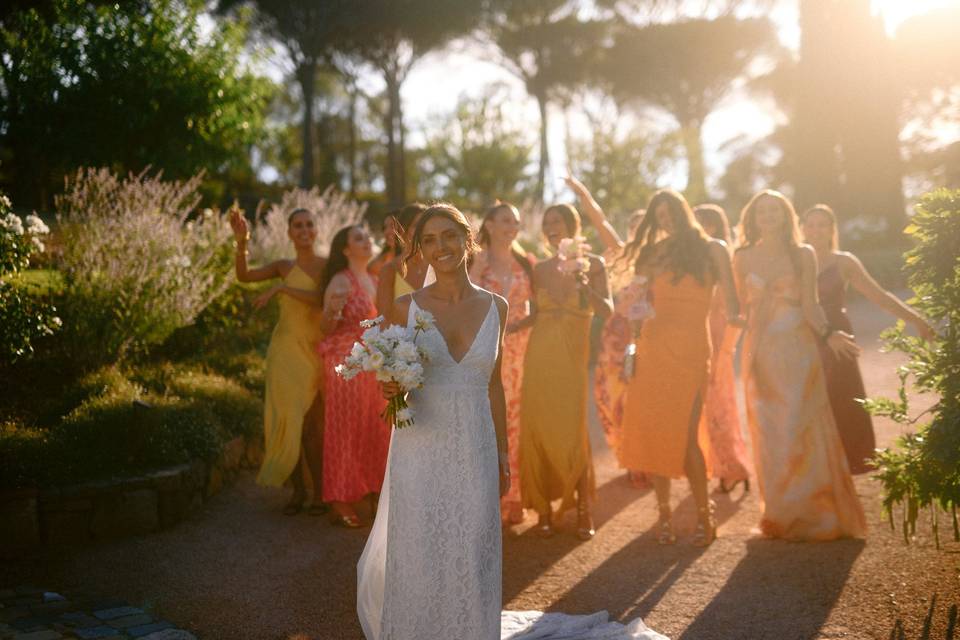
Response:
[248, 186, 367, 263]
[55, 168, 233, 365]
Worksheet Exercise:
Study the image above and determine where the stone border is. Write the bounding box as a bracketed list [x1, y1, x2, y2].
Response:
[0, 436, 263, 557]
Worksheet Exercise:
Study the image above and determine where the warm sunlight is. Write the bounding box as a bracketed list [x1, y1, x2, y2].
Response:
[873, 0, 959, 34]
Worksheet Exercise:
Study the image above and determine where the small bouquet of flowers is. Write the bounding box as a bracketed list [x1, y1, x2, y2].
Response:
[557, 236, 591, 281]
[620, 274, 656, 324]
[335, 311, 435, 429]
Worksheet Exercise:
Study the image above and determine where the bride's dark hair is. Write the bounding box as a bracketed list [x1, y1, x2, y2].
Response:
[403, 203, 479, 274]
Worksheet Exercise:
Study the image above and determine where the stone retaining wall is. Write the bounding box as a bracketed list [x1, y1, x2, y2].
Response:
[0, 436, 263, 558]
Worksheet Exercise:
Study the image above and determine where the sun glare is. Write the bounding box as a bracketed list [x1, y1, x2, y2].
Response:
[872, 0, 959, 34]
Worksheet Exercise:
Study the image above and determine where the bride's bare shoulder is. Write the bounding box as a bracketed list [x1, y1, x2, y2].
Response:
[389, 293, 413, 326]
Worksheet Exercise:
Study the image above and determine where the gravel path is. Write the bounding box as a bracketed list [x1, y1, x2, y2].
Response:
[5, 295, 959, 640]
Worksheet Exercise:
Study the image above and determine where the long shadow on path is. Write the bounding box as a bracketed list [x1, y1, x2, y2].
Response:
[678, 538, 865, 640]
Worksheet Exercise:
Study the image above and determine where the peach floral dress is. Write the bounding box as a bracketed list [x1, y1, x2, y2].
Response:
[741, 271, 866, 540]
[475, 256, 533, 514]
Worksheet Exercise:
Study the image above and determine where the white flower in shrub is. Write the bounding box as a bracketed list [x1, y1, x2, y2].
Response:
[25, 214, 50, 235]
[1, 213, 24, 235]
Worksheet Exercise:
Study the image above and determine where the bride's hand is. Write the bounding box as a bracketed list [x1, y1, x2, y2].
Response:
[380, 380, 402, 400]
[827, 330, 860, 360]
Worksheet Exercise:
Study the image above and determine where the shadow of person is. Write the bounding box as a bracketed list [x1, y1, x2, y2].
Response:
[503, 473, 651, 604]
[678, 537, 865, 640]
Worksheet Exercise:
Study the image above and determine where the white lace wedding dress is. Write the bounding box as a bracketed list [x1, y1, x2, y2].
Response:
[357, 294, 667, 640]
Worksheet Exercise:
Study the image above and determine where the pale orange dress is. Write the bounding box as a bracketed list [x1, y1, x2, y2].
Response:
[620, 272, 714, 478]
[741, 271, 866, 540]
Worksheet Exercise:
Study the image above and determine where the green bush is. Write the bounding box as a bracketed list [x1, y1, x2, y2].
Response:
[866, 188, 960, 547]
[0, 363, 262, 489]
[0, 193, 61, 364]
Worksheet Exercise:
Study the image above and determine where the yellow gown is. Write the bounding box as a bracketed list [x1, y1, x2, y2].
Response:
[519, 288, 595, 515]
[394, 271, 414, 298]
[742, 271, 866, 540]
[256, 265, 323, 487]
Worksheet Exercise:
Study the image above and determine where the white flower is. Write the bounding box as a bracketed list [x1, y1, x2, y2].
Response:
[367, 351, 385, 370]
[25, 214, 50, 235]
[1, 213, 24, 236]
[395, 341, 418, 362]
[0, 194, 11, 210]
[413, 309, 435, 332]
[395, 407, 413, 423]
[30, 236, 45, 252]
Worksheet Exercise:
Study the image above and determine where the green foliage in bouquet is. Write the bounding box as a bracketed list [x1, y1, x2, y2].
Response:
[866, 189, 960, 548]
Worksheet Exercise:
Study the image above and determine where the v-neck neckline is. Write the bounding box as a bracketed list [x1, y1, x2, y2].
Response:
[412, 295, 495, 365]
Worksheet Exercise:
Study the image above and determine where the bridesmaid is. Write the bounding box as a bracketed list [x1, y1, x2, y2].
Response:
[469, 202, 535, 526]
[734, 190, 866, 541]
[318, 225, 391, 527]
[229, 207, 328, 515]
[520, 204, 614, 540]
[693, 204, 751, 493]
[367, 214, 400, 277]
[618, 190, 741, 547]
[565, 176, 646, 486]
[801, 204, 934, 474]
[376, 203, 428, 314]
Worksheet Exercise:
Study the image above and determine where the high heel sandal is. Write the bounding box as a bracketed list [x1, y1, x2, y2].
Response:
[656, 502, 676, 545]
[329, 504, 363, 529]
[535, 512, 555, 538]
[692, 500, 717, 547]
[576, 496, 595, 541]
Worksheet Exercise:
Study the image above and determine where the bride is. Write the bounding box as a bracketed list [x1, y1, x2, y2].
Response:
[357, 203, 666, 640]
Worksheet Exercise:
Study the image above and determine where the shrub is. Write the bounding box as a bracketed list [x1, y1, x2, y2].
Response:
[248, 186, 366, 263]
[0, 192, 61, 364]
[55, 168, 233, 366]
[0, 363, 262, 489]
[866, 188, 960, 548]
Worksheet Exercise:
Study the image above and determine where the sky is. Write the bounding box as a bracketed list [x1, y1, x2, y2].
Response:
[251, 0, 958, 199]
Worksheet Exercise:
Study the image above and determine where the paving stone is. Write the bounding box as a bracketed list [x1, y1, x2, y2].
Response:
[85, 602, 127, 614]
[38, 596, 62, 606]
[0, 590, 15, 600]
[59, 613, 101, 628]
[92, 608, 143, 622]
[12, 590, 40, 599]
[27, 603, 71, 616]
[12, 630, 63, 640]
[106, 615, 152, 630]
[74, 626, 126, 639]
[126, 622, 173, 638]
[10, 617, 54, 632]
[0, 607, 29, 623]
[138, 631, 195, 640]
[0, 623, 14, 639]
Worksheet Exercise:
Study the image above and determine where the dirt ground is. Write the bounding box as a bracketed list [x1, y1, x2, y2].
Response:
[5, 295, 959, 640]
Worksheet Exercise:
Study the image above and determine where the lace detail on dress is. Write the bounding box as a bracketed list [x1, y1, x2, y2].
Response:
[360, 295, 502, 640]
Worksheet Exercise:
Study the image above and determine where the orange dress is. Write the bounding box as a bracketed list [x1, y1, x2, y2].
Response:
[741, 271, 866, 540]
[619, 272, 714, 478]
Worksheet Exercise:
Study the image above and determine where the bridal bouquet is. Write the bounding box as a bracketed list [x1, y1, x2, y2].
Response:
[556, 236, 591, 281]
[335, 311, 434, 429]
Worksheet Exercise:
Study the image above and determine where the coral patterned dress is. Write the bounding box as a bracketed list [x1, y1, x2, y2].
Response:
[742, 271, 866, 540]
[475, 256, 533, 513]
[703, 295, 751, 484]
[318, 270, 390, 503]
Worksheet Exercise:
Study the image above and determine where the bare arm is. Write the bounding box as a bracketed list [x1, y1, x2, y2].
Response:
[565, 175, 623, 252]
[799, 246, 859, 359]
[585, 255, 614, 319]
[278, 285, 322, 307]
[229, 207, 284, 282]
[841, 253, 935, 340]
[488, 295, 510, 498]
[376, 259, 400, 318]
[319, 273, 350, 334]
[709, 240, 742, 324]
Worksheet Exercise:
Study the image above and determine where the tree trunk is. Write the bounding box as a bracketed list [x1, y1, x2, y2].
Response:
[681, 119, 707, 204]
[536, 90, 549, 202]
[297, 58, 317, 189]
[384, 65, 402, 208]
[397, 87, 407, 207]
[347, 85, 358, 199]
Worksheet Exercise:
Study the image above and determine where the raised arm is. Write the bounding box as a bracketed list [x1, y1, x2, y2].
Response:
[320, 273, 350, 334]
[841, 252, 935, 340]
[798, 246, 859, 359]
[565, 175, 624, 252]
[229, 207, 283, 283]
[488, 295, 511, 498]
